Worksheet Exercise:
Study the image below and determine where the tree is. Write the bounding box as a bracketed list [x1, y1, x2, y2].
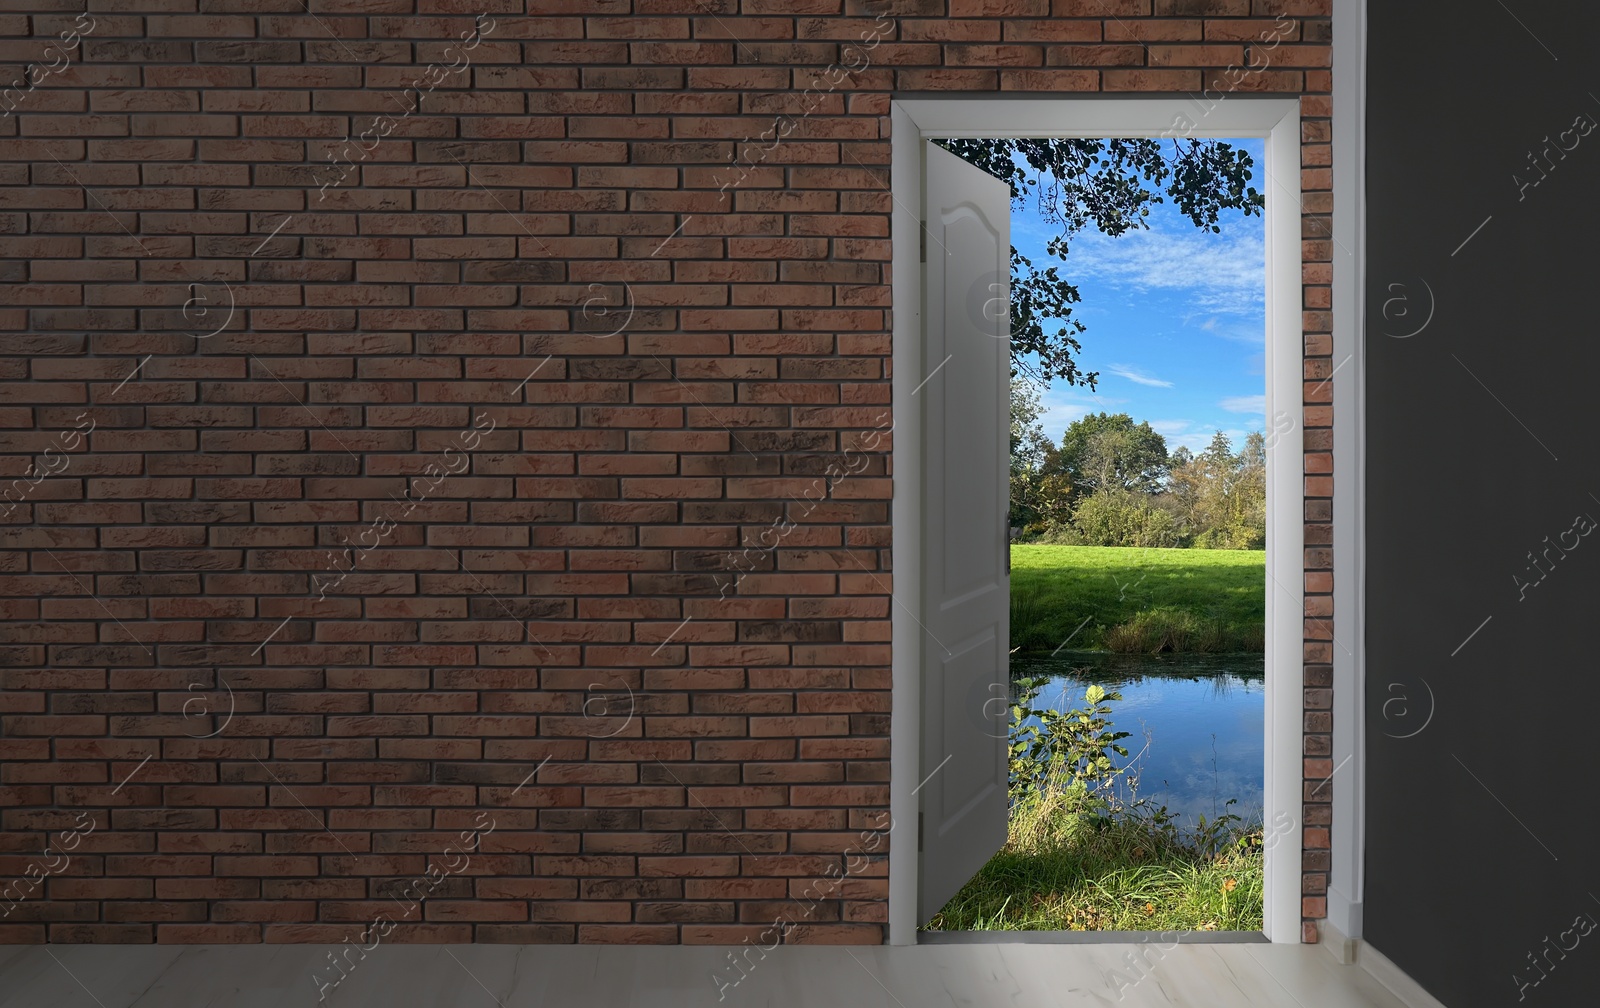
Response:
[1009, 377, 1053, 529]
[1200, 430, 1235, 470]
[1047, 412, 1170, 500]
[933, 137, 1264, 388]
[1010, 377, 1050, 476]
[1163, 431, 1265, 549]
[1160, 444, 1200, 535]
[1231, 430, 1267, 546]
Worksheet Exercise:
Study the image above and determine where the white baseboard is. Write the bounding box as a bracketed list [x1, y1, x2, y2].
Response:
[1356, 940, 1451, 1008]
[1318, 917, 1356, 965]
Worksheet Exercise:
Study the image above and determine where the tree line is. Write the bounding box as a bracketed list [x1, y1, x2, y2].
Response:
[1010, 380, 1265, 549]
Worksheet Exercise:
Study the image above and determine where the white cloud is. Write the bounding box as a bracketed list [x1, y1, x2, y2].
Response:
[1219, 394, 1266, 414]
[1148, 419, 1192, 438]
[1037, 401, 1092, 440]
[1194, 315, 1264, 345]
[1069, 225, 1265, 318]
[1108, 363, 1173, 388]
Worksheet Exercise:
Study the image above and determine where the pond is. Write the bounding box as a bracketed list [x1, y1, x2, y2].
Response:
[1011, 650, 1265, 832]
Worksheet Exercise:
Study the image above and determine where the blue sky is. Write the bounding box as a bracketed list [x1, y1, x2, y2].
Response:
[1012, 137, 1266, 457]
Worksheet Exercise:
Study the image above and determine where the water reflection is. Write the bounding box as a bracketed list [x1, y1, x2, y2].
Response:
[1011, 650, 1266, 831]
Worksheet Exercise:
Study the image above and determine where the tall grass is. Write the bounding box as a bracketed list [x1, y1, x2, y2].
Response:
[1009, 585, 1057, 652]
[927, 774, 1264, 932]
[1102, 607, 1263, 653]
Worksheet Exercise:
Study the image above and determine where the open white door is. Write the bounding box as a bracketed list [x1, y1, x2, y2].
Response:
[917, 141, 1012, 923]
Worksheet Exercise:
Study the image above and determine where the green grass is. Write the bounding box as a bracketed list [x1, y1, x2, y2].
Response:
[1010, 544, 1265, 653]
[924, 786, 1265, 933]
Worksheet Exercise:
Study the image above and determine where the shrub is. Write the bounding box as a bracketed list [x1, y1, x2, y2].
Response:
[1069, 489, 1181, 548]
[1034, 519, 1083, 545]
[1193, 521, 1265, 550]
[1008, 678, 1130, 808]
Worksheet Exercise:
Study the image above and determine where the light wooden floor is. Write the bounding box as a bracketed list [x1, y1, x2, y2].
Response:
[0, 941, 1417, 1007]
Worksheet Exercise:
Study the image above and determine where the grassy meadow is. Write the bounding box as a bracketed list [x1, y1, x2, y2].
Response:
[1009, 543, 1265, 653]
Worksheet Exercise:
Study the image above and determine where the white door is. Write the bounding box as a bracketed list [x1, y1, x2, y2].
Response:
[918, 141, 1012, 923]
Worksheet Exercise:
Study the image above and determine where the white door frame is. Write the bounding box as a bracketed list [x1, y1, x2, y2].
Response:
[889, 96, 1308, 944]
[1328, 0, 1368, 944]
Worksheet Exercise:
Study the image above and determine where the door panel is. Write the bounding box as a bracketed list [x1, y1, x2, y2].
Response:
[918, 141, 1011, 924]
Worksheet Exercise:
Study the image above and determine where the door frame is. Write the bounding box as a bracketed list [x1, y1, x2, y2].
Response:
[1328, 0, 1368, 944]
[888, 96, 1308, 945]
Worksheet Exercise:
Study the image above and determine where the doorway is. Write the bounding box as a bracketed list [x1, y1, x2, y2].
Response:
[887, 97, 1305, 945]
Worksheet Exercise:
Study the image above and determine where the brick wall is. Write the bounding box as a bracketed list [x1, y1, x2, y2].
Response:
[0, 0, 1334, 946]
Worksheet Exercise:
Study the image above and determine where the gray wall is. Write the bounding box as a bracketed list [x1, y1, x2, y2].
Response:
[1366, 3, 1600, 1005]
